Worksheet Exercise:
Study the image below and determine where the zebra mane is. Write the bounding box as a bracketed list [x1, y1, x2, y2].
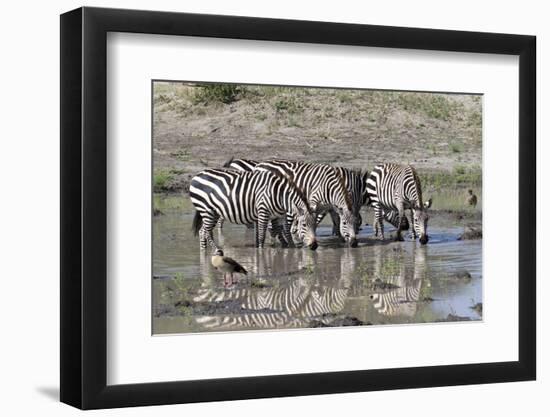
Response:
[333, 167, 353, 211]
[409, 165, 424, 208]
[264, 167, 313, 214]
[222, 156, 235, 168]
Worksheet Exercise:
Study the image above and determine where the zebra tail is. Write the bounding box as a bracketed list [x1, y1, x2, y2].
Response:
[222, 156, 235, 168]
[192, 211, 203, 236]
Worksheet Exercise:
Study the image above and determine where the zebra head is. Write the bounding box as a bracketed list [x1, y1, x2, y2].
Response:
[334, 168, 358, 247]
[337, 207, 358, 247]
[413, 208, 429, 245]
[293, 207, 318, 250]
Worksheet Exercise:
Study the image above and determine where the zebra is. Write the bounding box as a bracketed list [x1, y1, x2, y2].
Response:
[366, 163, 431, 244]
[254, 159, 358, 247]
[223, 156, 258, 172]
[190, 168, 318, 251]
[312, 167, 367, 236]
[317, 167, 412, 235]
[225, 160, 364, 230]
[225, 158, 410, 237]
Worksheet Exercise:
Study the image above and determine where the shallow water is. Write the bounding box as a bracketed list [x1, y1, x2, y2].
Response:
[153, 197, 482, 334]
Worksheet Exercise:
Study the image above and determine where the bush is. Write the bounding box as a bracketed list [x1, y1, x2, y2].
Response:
[193, 84, 240, 104]
[153, 170, 173, 192]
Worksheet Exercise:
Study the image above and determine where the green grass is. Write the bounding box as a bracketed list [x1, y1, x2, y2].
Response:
[448, 142, 464, 153]
[153, 170, 174, 192]
[273, 96, 303, 114]
[396, 93, 461, 121]
[303, 264, 315, 275]
[419, 168, 482, 191]
[377, 257, 403, 279]
[192, 84, 241, 105]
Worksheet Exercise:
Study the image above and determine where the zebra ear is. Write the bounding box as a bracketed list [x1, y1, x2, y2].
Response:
[424, 198, 433, 209]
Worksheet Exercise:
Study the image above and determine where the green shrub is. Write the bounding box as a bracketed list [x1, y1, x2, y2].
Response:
[193, 84, 241, 104]
[153, 170, 173, 192]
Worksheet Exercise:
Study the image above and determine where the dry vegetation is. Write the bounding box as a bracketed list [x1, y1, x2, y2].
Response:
[153, 82, 482, 199]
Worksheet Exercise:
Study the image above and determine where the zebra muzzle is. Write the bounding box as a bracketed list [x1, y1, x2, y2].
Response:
[420, 235, 429, 245]
[349, 238, 358, 248]
[309, 241, 318, 251]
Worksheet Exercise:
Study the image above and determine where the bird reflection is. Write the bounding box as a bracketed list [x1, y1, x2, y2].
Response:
[194, 247, 353, 330]
[192, 241, 427, 331]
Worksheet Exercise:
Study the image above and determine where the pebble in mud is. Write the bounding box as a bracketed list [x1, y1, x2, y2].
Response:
[470, 302, 483, 315]
[458, 225, 482, 240]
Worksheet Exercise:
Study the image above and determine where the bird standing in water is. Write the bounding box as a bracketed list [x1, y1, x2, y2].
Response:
[467, 189, 477, 208]
[211, 249, 247, 287]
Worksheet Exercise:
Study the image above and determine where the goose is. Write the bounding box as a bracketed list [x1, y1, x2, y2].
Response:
[467, 189, 477, 208]
[211, 249, 247, 287]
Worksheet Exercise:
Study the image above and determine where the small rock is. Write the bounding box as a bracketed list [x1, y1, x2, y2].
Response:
[470, 302, 483, 315]
[458, 225, 482, 240]
[436, 313, 472, 322]
[450, 270, 472, 282]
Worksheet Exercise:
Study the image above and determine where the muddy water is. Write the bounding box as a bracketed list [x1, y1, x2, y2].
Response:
[153, 197, 482, 334]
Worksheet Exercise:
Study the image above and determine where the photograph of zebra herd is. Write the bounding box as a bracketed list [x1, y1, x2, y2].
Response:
[153, 81, 483, 334]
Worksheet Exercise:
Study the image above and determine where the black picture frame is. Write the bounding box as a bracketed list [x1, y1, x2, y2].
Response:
[60, 6, 536, 410]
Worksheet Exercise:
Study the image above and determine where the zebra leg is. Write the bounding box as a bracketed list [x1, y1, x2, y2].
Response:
[395, 205, 405, 241]
[329, 209, 342, 237]
[284, 214, 296, 248]
[256, 211, 270, 248]
[373, 204, 384, 240]
[270, 219, 289, 248]
[217, 217, 224, 229]
[199, 215, 219, 251]
[410, 209, 417, 240]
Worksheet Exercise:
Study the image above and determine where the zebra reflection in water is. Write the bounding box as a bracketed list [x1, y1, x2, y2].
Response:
[370, 244, 427, 318]
[194, 248, 357, 330]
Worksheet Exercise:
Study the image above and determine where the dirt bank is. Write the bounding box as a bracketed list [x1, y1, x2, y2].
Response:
[153, 83, 482, 195]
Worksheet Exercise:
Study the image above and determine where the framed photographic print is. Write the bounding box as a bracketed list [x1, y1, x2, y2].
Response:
[60, 6, 536, 410]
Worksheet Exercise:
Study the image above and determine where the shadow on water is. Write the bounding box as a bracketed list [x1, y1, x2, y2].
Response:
[153, 199, 482, 334]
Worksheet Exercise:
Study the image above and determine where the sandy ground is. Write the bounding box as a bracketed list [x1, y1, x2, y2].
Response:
[152, 83, 482, 193]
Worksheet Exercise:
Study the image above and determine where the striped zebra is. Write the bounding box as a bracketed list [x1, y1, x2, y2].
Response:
[312, 167, 367, 236]
[223, 156, 257, 172]
[224, 158, 365, 246]
[225, 158, 409, 236]
[255, 160, 358, 247]
[366, 163, 431, 244]
[190, 168, 318, 251]
[225, 160, 365, 231]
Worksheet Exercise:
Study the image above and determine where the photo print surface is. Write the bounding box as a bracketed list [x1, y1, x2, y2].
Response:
[152, 82, 482, 335]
